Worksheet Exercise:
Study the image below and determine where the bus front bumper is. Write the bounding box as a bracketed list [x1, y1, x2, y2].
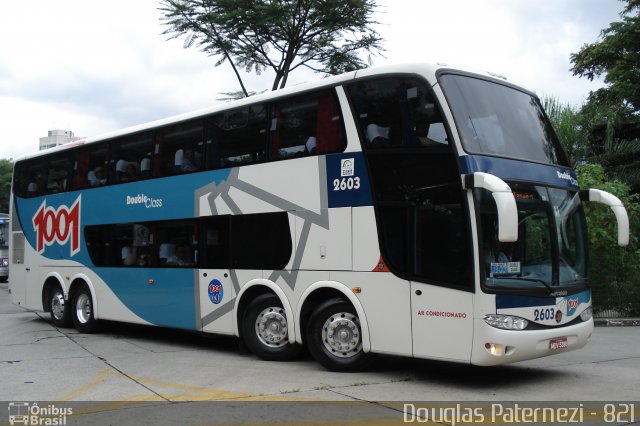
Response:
[470, 318, 594, 366]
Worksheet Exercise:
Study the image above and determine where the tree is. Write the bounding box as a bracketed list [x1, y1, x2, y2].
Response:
[570, 0, 640, 113]
[576, 164, 640, 316]
[159, 0, 384, 97]
[0, 159, 13, 213]
[544, 101, 640, 315]
[542, 97, 584, 165]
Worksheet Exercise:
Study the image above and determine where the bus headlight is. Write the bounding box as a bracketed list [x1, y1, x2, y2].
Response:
[484, 314, 528, 330]
[1, 258, 8, 267]
[579, 307, 593, 322]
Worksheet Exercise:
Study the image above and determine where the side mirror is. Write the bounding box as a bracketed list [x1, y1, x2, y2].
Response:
[580, 189, 629, 246]
[463, 172, 518, 242]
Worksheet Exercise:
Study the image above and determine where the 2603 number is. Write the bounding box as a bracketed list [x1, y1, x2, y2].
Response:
[534, 308, 555, 321]
[333, 177, 361, 191]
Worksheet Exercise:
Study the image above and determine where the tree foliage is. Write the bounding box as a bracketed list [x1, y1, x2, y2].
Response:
[544, 93, 640, 192]
[160, 0, 384, 97]
[0, 159, 13, 213]
[542, 97, 584, 165]
[570, 0, 640, 113]
[544, 100, 640, 315]
[576, 164, 640, 316]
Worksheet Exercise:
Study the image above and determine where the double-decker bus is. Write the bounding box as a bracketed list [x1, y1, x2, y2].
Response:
[9, 63, 629, 371]
[1, 213, 8, 282]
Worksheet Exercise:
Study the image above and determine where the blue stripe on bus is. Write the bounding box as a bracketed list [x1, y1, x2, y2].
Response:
[15, 168, 232, 264]
[496, 294, 556, 309]
[459, 155, 580, 189]
[95, 267, 196, 330]
[496, 290, 591, 310]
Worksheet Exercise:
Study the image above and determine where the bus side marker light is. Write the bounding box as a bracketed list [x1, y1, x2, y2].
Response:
[148, 279, 155, 285]
[352, 287, 362, 294]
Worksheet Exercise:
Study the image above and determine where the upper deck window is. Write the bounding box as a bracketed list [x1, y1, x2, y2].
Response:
[112, 134, 154, 183]
[346, 77, 448, 150]
[439, 74, 568, 166]
[13, 87, 346, 199]
[270, 91, 345, 159]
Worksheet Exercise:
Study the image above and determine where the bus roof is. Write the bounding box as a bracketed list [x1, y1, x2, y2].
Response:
[16, 62, 527, 162]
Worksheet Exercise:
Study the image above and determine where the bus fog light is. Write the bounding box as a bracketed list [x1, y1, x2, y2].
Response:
[484, 314, 528, 330]
[580, 307, 593, 322]
[485, 343, 505, 356]
[484, 343, 515, 356]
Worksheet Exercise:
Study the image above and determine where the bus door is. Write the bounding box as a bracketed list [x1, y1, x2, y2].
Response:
[8, 231, 29, 306]
[410, 281, 474, 362]
[408, 200, 474, 362]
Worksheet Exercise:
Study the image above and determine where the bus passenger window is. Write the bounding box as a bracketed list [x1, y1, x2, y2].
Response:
[205, 115, 224, 169]
[270, 90, 345, 160]
[113, 135, 153, 183]
[231, 212, 292, 270]
[201, 216, 230, 268]
[159, 122, 203, 176]
[120, 224, 152, 266]
[46, 155, 73, 194]
[85, 226, 114, 267]
[215, 105, 267, 168]
[346, 77, 448, 149]
[14, 162, 47, 197]
[155, 220, 198, 267]
[74, 144, 108, 189]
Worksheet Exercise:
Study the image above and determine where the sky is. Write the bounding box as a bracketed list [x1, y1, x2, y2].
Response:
[0, 0, 625, 160]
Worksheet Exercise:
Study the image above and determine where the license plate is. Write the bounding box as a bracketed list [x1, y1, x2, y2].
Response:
[549, 337, 568, 350]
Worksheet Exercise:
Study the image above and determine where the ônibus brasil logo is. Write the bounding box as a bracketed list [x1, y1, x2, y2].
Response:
[32, 196, 81, 256]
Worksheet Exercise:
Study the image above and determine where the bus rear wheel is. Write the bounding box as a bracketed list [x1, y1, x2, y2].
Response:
[48, 286, 72, 328]
[72, 285, 99, 333]
[306, 299, 371, 372]
[242, 294, 302, 361]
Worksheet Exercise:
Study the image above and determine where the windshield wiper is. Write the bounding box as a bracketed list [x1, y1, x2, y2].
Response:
[490, 276, 554, 294]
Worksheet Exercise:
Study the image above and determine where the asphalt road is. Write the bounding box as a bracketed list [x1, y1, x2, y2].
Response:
[1, 282, 639, 425]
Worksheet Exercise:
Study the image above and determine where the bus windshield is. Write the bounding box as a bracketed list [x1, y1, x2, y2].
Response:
[479, 184, 588, 293]
[439, 73, 567, 165]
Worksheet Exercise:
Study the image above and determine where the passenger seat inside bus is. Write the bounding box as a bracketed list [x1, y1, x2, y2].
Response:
[159, 243, 176, 264]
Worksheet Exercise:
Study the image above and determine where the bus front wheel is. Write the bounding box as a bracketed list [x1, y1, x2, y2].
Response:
[306, 299, 371, 372]
[48, 286, 72, 328]
[242, 294, 302, 361]
[72, 285, 99, 333]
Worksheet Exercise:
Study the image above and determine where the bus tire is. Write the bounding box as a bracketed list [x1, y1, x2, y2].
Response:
[72, 285, 99, 333]
[241, 294, 302, 361]
[48, 285, 73, 328]
[306, 298, 371, 372]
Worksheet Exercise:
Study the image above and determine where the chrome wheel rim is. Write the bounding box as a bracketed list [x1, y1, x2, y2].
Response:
[76, 293, 92, 324]
[255, 306, 288, 347]
[321, 312, 362, 358]
[51, 291, 65, 320]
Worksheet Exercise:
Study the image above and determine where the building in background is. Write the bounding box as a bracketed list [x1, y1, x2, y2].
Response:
[39, 129, 82, 150]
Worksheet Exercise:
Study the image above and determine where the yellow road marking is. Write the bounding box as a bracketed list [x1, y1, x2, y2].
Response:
[56, 369, 314, 402]
[57, 368, 111, 402]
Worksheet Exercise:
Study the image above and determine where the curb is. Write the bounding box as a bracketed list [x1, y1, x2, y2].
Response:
[594, 318, 640, 327]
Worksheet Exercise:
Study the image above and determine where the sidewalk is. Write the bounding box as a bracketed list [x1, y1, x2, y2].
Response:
[594, 318, 640, 327]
